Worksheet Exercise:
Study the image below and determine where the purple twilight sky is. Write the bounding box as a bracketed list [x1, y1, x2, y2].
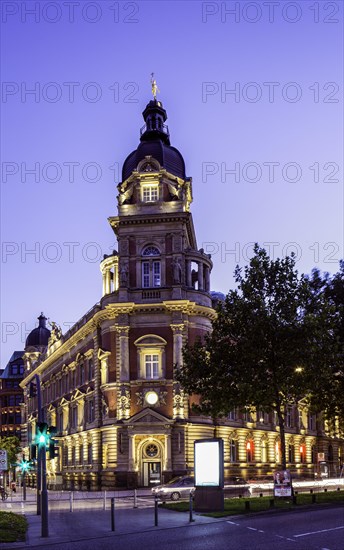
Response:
[1, 0, 343, 366]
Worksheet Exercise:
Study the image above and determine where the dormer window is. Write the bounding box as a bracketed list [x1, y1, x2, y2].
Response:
[142, 184, 158, 202]
[142, 246, 161, 288]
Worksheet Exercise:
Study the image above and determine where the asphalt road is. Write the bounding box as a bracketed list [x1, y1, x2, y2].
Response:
[21, 505, 344, 550]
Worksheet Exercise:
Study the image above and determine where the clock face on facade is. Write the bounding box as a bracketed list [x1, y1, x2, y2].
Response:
[145, 443, 158, 457]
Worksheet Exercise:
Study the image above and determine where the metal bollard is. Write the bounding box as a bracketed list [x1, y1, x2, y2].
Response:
[103, 490, 107, 511]
[245, 500, 250, 511]
[111, 497, 115, 531]
[133, 489, 138, 509]
[189, 492, 194, 522]
[70, 491, 74, 512]
[154, 495, 158, 526]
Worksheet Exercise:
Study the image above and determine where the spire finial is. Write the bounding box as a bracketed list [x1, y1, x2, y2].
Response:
[150, 73, 159, 99]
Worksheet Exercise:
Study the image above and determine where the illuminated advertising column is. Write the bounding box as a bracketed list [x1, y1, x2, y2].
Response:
[194, 438, 224, 512]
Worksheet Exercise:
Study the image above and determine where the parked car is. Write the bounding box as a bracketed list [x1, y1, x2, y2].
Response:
[152, 475, 251, 501]
[151, 476, 195, 501]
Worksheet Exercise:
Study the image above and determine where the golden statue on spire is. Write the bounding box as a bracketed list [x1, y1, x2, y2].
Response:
[150, 72, 159, 99]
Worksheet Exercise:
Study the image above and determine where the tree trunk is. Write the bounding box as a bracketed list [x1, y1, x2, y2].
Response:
[277, 407, 287, 470]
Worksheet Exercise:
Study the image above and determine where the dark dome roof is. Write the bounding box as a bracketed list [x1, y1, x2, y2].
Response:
[122, 140, 185, 181]
[121, 99, 186, 182]
[25, 313, 51, 349]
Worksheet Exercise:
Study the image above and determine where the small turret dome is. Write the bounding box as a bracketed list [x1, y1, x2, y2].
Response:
[121, 99, 186, 181]
[25, 313, 51, 349]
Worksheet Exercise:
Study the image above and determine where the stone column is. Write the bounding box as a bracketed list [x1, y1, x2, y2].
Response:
[113, 265, 119, 291]
[105, 270, 111, 295]
[171, 324, 184, 369]
[102, 271, 106, 296]
[117, 327, 130, 382]
[128, 432, 136, 471]
[197, 262, 204, 290]
[186, 259, 192, 287]
[164, 432, 172, 471]
[204, 266, 210, 291]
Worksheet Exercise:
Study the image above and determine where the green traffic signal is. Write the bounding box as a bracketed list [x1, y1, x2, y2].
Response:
[35, 422, 49, 446]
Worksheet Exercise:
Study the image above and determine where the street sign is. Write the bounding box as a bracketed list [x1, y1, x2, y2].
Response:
[0, 449, 8, 471]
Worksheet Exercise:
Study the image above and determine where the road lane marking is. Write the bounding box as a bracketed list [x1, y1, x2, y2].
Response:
[294, 526, 344, 538]
[276, 535, 296, 543]
[226, 521, 239, 525]
[247, 527, 257, 531]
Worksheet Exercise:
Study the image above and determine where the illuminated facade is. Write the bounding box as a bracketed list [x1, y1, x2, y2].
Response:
[0, 352, 24, 440]
[21, 99, 343, 489]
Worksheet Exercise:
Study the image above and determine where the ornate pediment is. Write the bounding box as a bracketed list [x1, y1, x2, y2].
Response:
[125, 407, 173, 425]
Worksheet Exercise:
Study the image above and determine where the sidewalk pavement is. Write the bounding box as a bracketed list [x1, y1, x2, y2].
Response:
[1, 501, 221, 548]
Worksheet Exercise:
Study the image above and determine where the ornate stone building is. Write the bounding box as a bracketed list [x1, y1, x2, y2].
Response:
[20, 99, 343, 489]
[0, 352, 25, 440]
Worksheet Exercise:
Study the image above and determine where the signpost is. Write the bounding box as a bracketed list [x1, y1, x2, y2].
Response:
[0, 450, 8, 471]
[0, 450, 8, 488]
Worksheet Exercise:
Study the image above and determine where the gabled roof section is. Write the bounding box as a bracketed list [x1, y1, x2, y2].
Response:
[124, 407, 173, 425]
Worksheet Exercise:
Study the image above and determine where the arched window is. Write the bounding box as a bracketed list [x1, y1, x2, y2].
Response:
[261, 438, 268, 462]
[142, 246, 161, 288]
[288, 443, 295, 463]
[229, 438, 238, 462]
[299, 443, 306, 463]
[134, 335, 167, 380]
[246, 440, 254, 462]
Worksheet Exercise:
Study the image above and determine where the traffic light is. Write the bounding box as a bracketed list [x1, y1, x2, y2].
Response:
[35, 422, 49, 446]
[49, 439, 59, 459]
[19, 459, 33, 472]
[47, 426, 58, 459]
[30, 444, 37, 460]
[29, 382, 37, 397]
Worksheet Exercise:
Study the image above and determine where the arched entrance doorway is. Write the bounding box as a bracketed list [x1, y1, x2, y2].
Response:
[140, 439, 163, 487]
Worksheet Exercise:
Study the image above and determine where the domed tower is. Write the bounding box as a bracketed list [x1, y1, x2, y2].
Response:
[25, 313, 51, 351]
[23, 313, 51, 372]
[97, 93, 216, 487]
[103, 97, 213, 305]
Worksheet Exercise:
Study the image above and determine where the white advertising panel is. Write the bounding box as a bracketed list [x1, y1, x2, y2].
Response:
[194, 439, 224, 487]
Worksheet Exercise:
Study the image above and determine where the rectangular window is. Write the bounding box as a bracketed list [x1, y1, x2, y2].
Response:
[58, 412, 63, 432]
[308, 414, 316, 431]
[71, 407, 78, 429]
[286, 408, 293, 428]
[80, 364, 84, 385]
[142, 185, 158, 202]
[88, 359, 94, 381]
[153, 262, 161, 287]
[145, 354, 159, 379]
[142, 262, 150, 288]
[88, 400, 95, 423]
[228, 410, 236, 421]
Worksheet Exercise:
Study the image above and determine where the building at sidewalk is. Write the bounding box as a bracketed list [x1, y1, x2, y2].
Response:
[20, 97, 343, 490]
[0, 352, 25, 440]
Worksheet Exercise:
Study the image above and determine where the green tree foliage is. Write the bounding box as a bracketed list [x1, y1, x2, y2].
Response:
[178, 245, 339, 469]
[0, 436, 21, 469]
[305, 261, 344, 419]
